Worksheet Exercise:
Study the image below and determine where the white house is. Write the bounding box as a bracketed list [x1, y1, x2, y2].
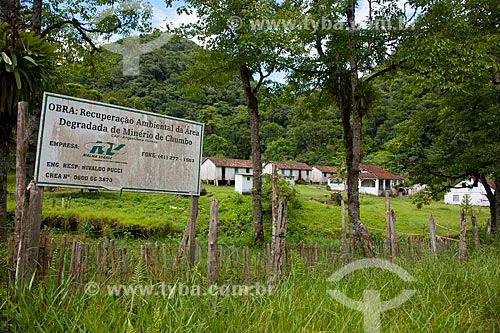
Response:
[263, 161, 312, 183]
[311, 165, 337, 184]
[235, 174, 253, 194]
[444, 179, 495, 206]
[328, 164, 403, 196]
[200, 157, 253, 185]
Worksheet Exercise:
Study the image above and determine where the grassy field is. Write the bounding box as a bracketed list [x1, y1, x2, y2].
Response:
[2, 176, 500, 332]
[6, 175, 491, 244]
[1, 244, 499, 332]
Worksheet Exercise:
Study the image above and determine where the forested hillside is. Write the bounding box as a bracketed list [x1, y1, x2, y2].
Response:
[55, 34, 422, 171]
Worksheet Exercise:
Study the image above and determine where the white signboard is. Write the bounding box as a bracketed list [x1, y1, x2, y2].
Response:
[35, 93, 204, 195]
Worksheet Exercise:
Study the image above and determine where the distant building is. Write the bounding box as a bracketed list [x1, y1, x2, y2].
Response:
[200, 157, 253, 185]
[444, 179, 496, 207]
[262, 161, 312, 183]
[327, 164, 404, 196]
[311, 165, 337, 184]
[235, 174, 253, 194]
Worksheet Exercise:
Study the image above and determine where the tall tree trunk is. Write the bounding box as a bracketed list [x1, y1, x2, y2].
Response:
[335, 0, 375, 256]
[26, 0, 43, 181]
[480, 176, 497, 232]
[0, 140, 9, 243]
[495, 180, 500, 233]
[32, 0, 42, 34]
[239, 64, 263, 244]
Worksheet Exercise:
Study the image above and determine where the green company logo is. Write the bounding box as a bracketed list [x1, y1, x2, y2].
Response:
[86, 141, 126, 156]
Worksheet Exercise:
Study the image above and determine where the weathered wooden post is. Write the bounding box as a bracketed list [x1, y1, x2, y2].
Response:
[272, 199, 288, 277]
[428, 213, 437, 257]
[15, 181, 44, 286]
[57, 235, 67, 287]
[271, 163, 278, 267]
[384, 192, 392, 259]
[390, 210, 398, 258]
[459, 209, 467, 259]
[471, 211, 481, 251]
[15, 102, 29, 249]
[207, 197, 218, 287]
[341, 200, 349, 266]
[271, 163, 279, 276]
[187, 195, 198, 268]
[176, 195, 199, 269]
[270, 162, 289, 278]
[486, 218, 491, 236]
[242, 246, 250, 286]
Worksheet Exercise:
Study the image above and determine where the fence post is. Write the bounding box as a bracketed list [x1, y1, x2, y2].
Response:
[16, 181, 44, 286]
[486, 218, 491, 236]
[15, 101, 28, 249]
[57, 235, 67, 286]
[341, 200, 348, 266]
[459, 209, 467, 259]
[471, 211, 480, 251]
[176, 195, 199, 269]
[385, 192, 392, 259]
[272, 198, 288, 277]
[390, 210, 398, 258]
[207, 197, 219, 287]
[242, 246, 250, 286]
[428, 213, 437, 257]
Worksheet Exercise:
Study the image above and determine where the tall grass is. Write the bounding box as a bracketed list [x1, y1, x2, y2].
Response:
[2, 244, 499, 332]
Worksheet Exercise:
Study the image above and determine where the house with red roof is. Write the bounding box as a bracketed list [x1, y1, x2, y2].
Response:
[262, 161, 312, 183]
[311, 165, 337, 184]
[200, 157, 253, 185]
[328, 164, 404, 196]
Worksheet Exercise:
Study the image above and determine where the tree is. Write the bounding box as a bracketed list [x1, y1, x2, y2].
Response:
[283, 0, 419, 254]
[0, 0, 152, 241]
[396, 84, 500, 229]
[394, 0, 500, 229]
[167, 0, 287, 244]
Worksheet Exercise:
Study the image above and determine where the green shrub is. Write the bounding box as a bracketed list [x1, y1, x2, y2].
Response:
[261, 174, 302, 212]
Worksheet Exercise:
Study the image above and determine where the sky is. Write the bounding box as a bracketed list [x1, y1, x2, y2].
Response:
[150, 0, 193, 31]
[139, 0, 416, 83]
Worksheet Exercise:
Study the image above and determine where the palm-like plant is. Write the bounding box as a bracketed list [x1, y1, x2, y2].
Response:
[0, 22, 58, 114]
[0, 22, 58, 242]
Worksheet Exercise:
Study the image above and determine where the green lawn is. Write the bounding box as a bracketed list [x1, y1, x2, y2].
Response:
[6, 176, 490, 243]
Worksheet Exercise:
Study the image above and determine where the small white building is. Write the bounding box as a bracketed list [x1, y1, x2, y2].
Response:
[200, 157, 253, 185]
[328, 177, 345, 192]
[235, 174, 253, 194]
[327, 164, 403, 196]
[311, 165, 337, 184]
[358, 164, 404, 196]
[263, 161, 312, 183]
[444, 179, 495, 206]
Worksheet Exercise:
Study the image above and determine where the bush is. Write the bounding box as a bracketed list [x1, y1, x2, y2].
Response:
[261, 174, 302, 212]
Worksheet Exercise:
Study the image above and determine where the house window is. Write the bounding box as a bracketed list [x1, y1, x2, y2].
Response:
[246, 168, 250, 173]
[235, 167, 239, 174]
[361, 179, 376, 188]
[289, 170, 293, 176]
[306, 170, 309, 176]
[453, 195, 460, 202]
[247, 177, 250, 181]
[281, 169, 285, 175]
